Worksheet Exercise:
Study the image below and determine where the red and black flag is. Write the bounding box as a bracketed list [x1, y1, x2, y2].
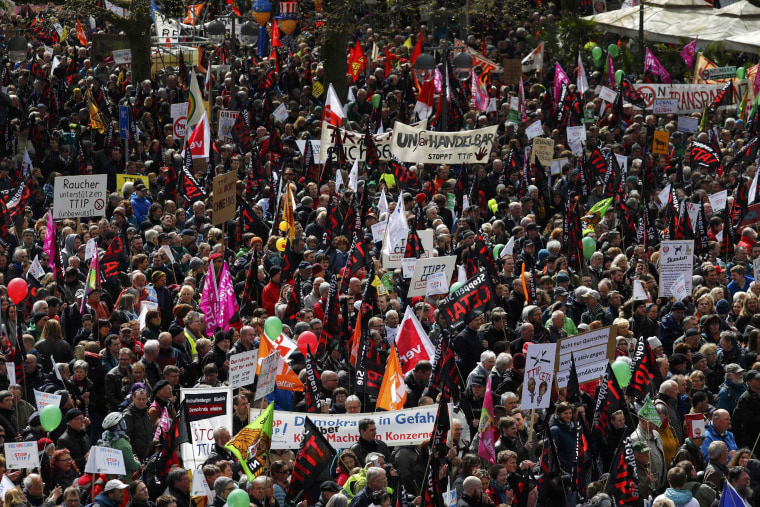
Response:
[322, 196, 340, 249]
[586, 147, 607, 182]
[101, 236, 126, 281]
[304, 346, 322, 413]
[303, 140, 318, 183]
[675, 197, 695, 240]
[721, 202, 738, 260]
[627, 335, 658, 399]
[153, 401, 188, 481]
[725, 136, 758, 172]
[238, 200, 269, 244]
[283, 273, 303, 326]
[180, 150, 208, 204]
[605, 437, 639, 506]
[333, 129, 347, 169]
[618, 199, 638, 244]
[555, 83, 571, 128]
[288, 417, 336, 503]
[0, 199, 12, 247]
[475, 233, 498, 277]
[431, 398, 450, 458]
[564, 199, 583, 271]
[537, 437, 560, 497]
[707, 79, 734, 114]
[665, 187, 679, 241]
[345, 234, 368, 280]
[566, 352, 581, 405]
[281, 238, 297, 283]
[574, 416, 598, 502]
[230, 113, 252, 154]
[620, 77, 648, 110]
[695, 202, 711, 255]
[592, 363, 626, 439]
[603, 152, 621, 199]
[29, 59, 45, 81]
[390, 155, 419, 190]
[317, 275, 340, 357]
[64, 59, 79, 87]
[354, 312, 384, 397]
[319, 149, 334, 190]
[241, 249, 260, 314]
[404, 225, 425, 260]
[735, 176, 751, 220]
[424, 330, 461, 402]
[635, 199, 658, 248]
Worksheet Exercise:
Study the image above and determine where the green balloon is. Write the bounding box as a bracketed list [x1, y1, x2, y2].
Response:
[582, 236, 596, 259]
[607, 43, 619, 58]
[615, 69, 625, 84]
[450, 282, 464, 294]
[611, 359, 632, 388]
[40, 405, 62, 433]
[264, 316, 283, 340]
[227, 489, 250, 507]
[592, 46, 603, 60]
[371, 94, 381, 108]
[493, 244, 504, 259]
[737, 67, 747, 80]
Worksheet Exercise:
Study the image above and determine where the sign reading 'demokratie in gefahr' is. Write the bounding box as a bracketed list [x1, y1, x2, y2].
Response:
[53, 175, 108, 219]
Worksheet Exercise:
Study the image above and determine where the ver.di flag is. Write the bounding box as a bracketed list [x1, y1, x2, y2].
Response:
[478, 376, 496, 464]
[224, 403, 274, 481]
[377, 345, 407, 411]
[644, 48, 672, 84]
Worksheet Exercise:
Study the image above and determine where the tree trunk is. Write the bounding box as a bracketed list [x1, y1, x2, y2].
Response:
[127, 17, 153, 83]
[322, 29, 348, 102]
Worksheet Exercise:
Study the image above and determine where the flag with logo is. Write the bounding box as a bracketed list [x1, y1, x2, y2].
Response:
[521, 43, 544, 73]
[478, 376, 496, 464]
[288, 418, 336, 502]
[605, 437, 639, 506]
[377, 345, 407, 411]
[680, 37, 698, 68]
[224, 403, 274, 481]
[396, 306, 435, 374]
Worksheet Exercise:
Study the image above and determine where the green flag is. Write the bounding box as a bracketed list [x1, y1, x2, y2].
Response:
[637, 394, 662, 427]
[582, 197, 613, 236]
[224, 403, 275, 480]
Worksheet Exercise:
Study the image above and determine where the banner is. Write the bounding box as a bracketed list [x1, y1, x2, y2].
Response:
[390, 123, 498, 164]
[632, 83, 742, 114]
[408, 255, 457, 297]
[522, 343, 557, 409]
[259, 405, 437, 449]
[437, 270, 495, 332]
[180, 387, 233, 470]
[84, 446, 126, 475]
[4, 442, 40, 469]
[116, 174, 150, 192]
[659, 240, 694, 298]
[318, 121, 426, 163]
[555, 327, 615, 387]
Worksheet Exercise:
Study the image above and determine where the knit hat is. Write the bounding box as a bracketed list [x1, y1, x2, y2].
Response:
[214, 477, 235, 497]
[32, 312, 47, 325]
[173, 304, 192, 320]
[113, 207, 126, 218]
[189, 257, 204, 270]
[153, 380, 170, 395]
[65, 409, 83, 422]
[512, 353, 526, 370]
[716, 299, 731, 314]
[152, 271, 166, 283]
[37, 438, 54, 452]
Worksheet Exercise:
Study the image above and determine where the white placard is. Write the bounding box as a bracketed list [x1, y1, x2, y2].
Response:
[227, 349, 259, 389]
[4, 442, 39, 469]
[217, 110, 239, 141]
[180, 387, 233, 471]
[657, 184, 671, 208]
[633, 280, 648, 301]
[685, 202, 700, 230]
[670, 274, 687, 301]
[678, 116, 699, 134]
[371, 221, 387, 243]
[273, 103, 288, 123]
[85, 238, 97, 261]
[408, 255, 458, 298]
[522, 343, 557, 409]
[84, 446, 126, 475]
[171, 102, 189, 119]
[4, 363, 14, 387]
[708, 190, 728, 212]
[599, 86, 617, 103]
[556, 327, 613, 387]
[34, 390, 61, 409]
[526, 120, 542, 140]
[112, 49, 132, 65]
[426, 271, 449, 296]
[509, 96, 520, 111]
[382, 229, 434, 269]
[401, 258, 417, 279]
[255, 351, 279, 400]
[52, 175, 108, 219]
[551, 158, 568, 176]
[653, 99, 678, 115]
[753, 258, 760, 282]
[442, 490, 457, 507]
[615, 154, 628, 174]
[659, 241, 694, 298]
[28, 255, 44, 279]
[692, 418, 706, 438]
[270, 333, 298, 359]
[191, 469, 213, 501]
[567, 125, 587, 142]
[161, 245, 176, 264]
[0, 476, 15, 500]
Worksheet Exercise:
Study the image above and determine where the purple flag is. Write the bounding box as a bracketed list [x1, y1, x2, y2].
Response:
[218, 262, 238, 327]
[645, 48, 672, 84]
[554, 62, 571, 101]
[754, 65, 760, 97]
[607, 54, 615, 87]
[478, 376, 496, 464]
[680, 37, 698, 68]
[43, 213, 56, 269]
[198, 262, 219, 336]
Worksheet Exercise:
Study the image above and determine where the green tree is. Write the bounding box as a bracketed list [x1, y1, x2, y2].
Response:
[65, 0, 154, 83]
[319, 0, 349, 102]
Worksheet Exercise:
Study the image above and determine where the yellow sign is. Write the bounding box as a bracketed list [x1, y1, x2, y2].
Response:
[116, 174, 150, 192]
[212, 171, 238, 225]
[531, 137, 554, 166]
[312, 81, 324, 98]
[652, 130, 671, 155]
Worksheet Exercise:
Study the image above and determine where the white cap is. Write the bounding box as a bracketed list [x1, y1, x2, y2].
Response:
[103, 480, 127, 493]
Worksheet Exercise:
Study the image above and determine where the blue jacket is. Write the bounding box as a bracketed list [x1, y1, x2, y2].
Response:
[130, 194, 151, 223]
[659, 312, 684, 355]
[701, 423, 738, 463]
[716, 380, 746, 414]
[549, 415, 576, 472]
[91, 492, 119, 507]
[728, 275, 754, 297]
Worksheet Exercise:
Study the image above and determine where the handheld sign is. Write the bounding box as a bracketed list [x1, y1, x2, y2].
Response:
[52, 175, 108, 219]
[4, 442, 40, 469]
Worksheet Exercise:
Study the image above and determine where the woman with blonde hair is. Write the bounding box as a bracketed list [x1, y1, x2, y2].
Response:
[5, 487, 30, 507]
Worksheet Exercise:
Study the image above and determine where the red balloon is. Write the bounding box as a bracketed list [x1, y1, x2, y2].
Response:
[7, 278, 28, 305]
[297, 331, 318, 356]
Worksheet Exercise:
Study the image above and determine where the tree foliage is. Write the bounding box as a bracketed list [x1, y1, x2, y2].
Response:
[542, 15, 598, 69]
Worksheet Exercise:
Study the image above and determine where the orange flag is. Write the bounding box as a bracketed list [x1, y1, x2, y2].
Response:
[350, 312, 362, 366]
[377, 345, 407, 411]
[76, 18, 88, 46]
[275, 356, 303, 392]
[183, 3, 205, 25]
[271, 20, 282, 48]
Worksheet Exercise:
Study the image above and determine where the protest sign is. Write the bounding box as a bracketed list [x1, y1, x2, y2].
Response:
[191, 469, 213, 501]
[525, 121, 542, 140]
[633, 280, 648, 301]
[84, 446, 126, 475]
[659, 240, 695, 298]
[599, 86, 617, 103]
[678, 116, 699, 133]
[531, 137, 554, 166]
[4, 442, 40, 469]
[273, 103, 288, 123]
[556, 326, 616, 387]
[685, 413, 706, 439]
[217, 110, 239, 141]
[116, 174, 150, 192]
[180, 387, 233, 470]
[270, 333, 298, 359]
[426, 271, 449, 296]
[652, 99, 678, 115]
[319, 121, 427, 163]
[739, 202, 760, 227]
[295, 140, 322, 164]
[551, 158, 569, 176]
[501, 59, 522, 85]
[652, 130, 670, 155]
[171, 102, 188, 119]
[255, 351, 279, 400]
[0, 476, 14, 501]
[438, 270, 495, 331]
[112, 49, 132, 64]
[52, 175, 108, 219]
[708, 190, 728, 212]
[707, 66, 736, 80]
[34, 390, 61, 409]
[212, 171, 237, 225]
[381, 229, 433, 268]
[567, 125, 587, 142]
[633, 83, 727, 114]
[401, 258, 417, 279]
[371, 221, 387, 243]
[390, 122, 498, 164]
[408, 255, 457, 297]
[754, 258, 760, 282]
[671, 274, 688, 301]
[4, 363, 13, 386]
[228, 349, 259, 389]
[522, 343, 557, 409]
[263, 405, 437, 449]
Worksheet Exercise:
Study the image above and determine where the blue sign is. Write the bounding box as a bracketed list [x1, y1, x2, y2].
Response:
[119, 105, 129, 139]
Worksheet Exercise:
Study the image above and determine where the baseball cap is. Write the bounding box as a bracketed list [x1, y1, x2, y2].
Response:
[726, 364, 745, 374]
[632, 441, 650, 453]
[746, 370, 760, 382]
[103, 480, 128, 493]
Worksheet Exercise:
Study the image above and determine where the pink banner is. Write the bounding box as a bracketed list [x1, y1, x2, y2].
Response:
[607, 54, 615, 87]
[217, 262, 237, 328]
[680, 37, 697, 68]
[198, 262, 219, 336]
[472, 73, 489, 112]
[478, 376, 496, 464]
[645, 48, 672, 84]
[554, 62, 571, 101]
[43, 213, 55, 269]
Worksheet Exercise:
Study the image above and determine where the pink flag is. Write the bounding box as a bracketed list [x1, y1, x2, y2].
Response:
[478, 376, 496, 464]
[43, 213, 56, 269]
[680, 37, 698, 68]
[471, 72, 489, 112]
[645, 48, 672, 84]
[217, 262, 238, 328]
[198, 262, 219, 337]
[607, 54, 615, 87]
[554, 62, 570, 101]
[753, 65, 760, 97]
[519, 77, 527, 123]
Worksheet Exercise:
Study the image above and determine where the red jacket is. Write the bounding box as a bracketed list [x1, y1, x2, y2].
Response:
[261, 281, 280, 316]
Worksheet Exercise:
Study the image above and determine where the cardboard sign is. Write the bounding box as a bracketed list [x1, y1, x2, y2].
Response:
[408, 255, 457, 297]
[255, 351, 279, 400]
[555, 326, 616, 387]
[34, 390, 61, 409]
[522, 343, 557, 409]
[753, 257, 760, 283]
[116, 174, 150, 192]
[659, 240, 695, 298]
[52, 175, 108, 219]
[678, 116, 699, 134]
[501, 59, 522, 85]
[212, 171, 237, 225]
[217, 110, 239, 141]
[112, 49, 132, 64]
[551, 158, 568, 176]
[4, 442, 40, 469]
[652, 130, 671, 155]
[532, 137, 554, 166]
[525, 121, 543, 140]
[599, 86, 617, 103]
[227, 349, 259, 389]
[653, 99, 678, 115]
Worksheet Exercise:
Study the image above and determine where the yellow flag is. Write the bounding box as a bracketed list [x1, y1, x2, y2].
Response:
[88, 92, 107, 133]
[403, 36, 413, 49]
[377, 345, 407, 411]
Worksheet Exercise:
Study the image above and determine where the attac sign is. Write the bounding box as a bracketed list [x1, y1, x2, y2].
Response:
[52, 175, 107, 219]
[437, 270, 495, 331]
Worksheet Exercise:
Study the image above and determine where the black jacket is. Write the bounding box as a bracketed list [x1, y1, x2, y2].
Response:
[123, 403, 153, 462]
[733, 388, 760, 448]
[58, 426, 91, 470]
[349, 437, 391, 466]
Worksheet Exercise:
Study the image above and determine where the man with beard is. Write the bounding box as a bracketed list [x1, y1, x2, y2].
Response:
[732, 370, 760, 449]
[456, 476, 486, 507]
[727, 467, 753, 506]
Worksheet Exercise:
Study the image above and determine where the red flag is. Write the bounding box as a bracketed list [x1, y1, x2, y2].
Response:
[183, 3, 205, 25]
[76, 18, 88, 46]
[385, 48, 392, 78]
[396, 307, 435, 373]
[410, 33, 423, 65]
[347, 41, 366, 83]
[271, 20, 282, 48]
